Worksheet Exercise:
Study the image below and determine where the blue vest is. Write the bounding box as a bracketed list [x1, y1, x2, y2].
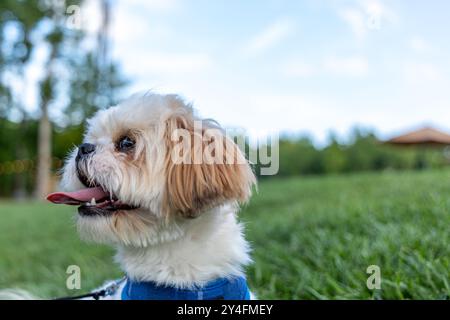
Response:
[121, 276, 250, 300]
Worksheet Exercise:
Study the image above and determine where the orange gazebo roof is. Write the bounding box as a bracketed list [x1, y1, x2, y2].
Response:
[387, 127, 450, 146]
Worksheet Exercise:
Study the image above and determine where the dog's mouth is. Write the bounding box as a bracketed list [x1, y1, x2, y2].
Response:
[47, 186, 139, 216]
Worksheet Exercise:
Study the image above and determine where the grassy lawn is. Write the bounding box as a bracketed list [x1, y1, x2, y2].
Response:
[1, 170, 449, 299]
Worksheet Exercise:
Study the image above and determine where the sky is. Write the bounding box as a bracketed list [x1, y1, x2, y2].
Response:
[18, 0, 450, 145]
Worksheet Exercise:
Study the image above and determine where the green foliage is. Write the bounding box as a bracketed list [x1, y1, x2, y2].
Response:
[0, 170, 448, 299]
[66, 53, 129, 125]
[267, 129, 449, 178]
[53, 124, 84, 160]
[0, 1, 127, 197]
[277, 137, 320, 176]
[0, 118, 37, 196]
[0, 120, 85, 196]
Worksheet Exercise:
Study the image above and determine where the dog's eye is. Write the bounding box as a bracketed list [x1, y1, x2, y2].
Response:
[117, 136, 135, 152]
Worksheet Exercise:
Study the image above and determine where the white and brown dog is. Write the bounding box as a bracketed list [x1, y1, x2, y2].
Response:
[46, 93, 256, 300]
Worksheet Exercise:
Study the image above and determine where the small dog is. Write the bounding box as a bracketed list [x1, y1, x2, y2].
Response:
[46, 93, 257, 300]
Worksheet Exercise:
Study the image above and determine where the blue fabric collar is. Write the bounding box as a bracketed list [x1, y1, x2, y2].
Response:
[121, 276, 250, 300]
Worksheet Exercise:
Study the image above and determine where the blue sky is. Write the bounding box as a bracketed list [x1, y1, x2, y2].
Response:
[22, 0, 450, 144]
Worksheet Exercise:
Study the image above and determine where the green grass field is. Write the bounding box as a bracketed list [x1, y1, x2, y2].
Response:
[1, 170, 449, 299]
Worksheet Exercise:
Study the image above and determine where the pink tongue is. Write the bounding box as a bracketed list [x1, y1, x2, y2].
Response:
[47, 187, 110, 205]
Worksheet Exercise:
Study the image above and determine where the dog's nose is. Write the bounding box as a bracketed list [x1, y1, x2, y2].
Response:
[78, 143, 96, 158]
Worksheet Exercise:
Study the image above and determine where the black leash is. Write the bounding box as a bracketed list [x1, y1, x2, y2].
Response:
[54, 289, 108, 300]
[53, 277, 127, 300]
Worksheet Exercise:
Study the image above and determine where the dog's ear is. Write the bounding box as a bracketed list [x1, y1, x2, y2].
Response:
[163, 108, 256, 218]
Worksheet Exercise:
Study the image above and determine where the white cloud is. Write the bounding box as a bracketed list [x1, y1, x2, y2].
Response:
[125, 0, 180, 12]
[338, 0, 397, 39]
[409, 36, 435, 54]
[339, 8, 367, 39]
[324, 56, 369, 77]
[244, 19, 295, 55]
[281, 61, 317, 77]
[404, 62, 443, 83]
[361, 0, 397, 23]
[281, 56, 370, 78]
[111, 5, 172, 44]
[81, 0, 176, 50]
[80, 0, 102, 36]
[125, 52, 213, 75]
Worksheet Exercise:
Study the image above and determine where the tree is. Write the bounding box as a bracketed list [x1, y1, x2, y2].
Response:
[0, 0, 127, 199]
[35, 0, 127, 199]
[35, 29, 63, 200]
[0, 0, 48, 198]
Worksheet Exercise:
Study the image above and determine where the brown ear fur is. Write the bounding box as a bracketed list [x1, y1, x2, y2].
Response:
[163, 105, 256, 218]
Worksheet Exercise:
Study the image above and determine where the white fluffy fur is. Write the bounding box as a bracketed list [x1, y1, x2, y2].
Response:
[0, 93, 256, 300]
[64, 93, 254, 295]
[115, 204, 251, 288]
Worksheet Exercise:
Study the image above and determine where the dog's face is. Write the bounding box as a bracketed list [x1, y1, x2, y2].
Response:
[48, 94, 256, 247]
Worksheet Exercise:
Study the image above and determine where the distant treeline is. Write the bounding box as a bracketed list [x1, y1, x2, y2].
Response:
[254, 129, 450, 178]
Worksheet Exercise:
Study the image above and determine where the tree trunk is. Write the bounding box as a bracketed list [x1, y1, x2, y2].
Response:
[35, 38, 58, 200]
[35, 102, 51, 200]
[13, 116, 28, 199]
